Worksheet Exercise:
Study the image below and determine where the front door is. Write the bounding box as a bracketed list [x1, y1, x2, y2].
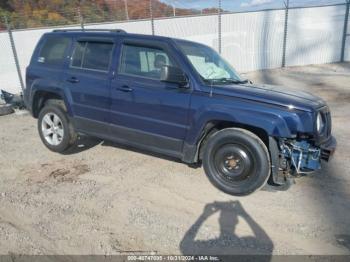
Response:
[110, 39, 192, 158]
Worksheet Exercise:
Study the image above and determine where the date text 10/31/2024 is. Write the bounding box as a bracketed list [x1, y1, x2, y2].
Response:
[127, 255, 220, 261]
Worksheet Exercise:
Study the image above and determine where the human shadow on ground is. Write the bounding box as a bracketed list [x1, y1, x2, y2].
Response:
[180, 201, 273, 260]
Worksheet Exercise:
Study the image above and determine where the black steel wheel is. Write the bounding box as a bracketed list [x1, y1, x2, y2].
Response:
[203, 128, 270, 196]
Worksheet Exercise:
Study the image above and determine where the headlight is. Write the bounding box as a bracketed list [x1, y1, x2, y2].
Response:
[316, 112, 325, 133]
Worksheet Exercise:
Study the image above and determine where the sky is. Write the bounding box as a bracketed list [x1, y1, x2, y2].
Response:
[161, 0, 346, 12]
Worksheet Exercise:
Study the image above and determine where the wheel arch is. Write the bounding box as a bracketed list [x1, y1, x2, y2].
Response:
[32, 90, 70, 118]
[197, 120, 270, 161]
[182, 119, 272, 164]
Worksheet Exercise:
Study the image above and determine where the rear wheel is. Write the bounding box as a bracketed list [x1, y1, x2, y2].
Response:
[203, 128, 270, 196]
[38, 102, 77, 153]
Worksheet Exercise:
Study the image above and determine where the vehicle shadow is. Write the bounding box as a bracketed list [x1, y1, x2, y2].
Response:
[101, 140, 186, 164]
[180, 201, 273, 259]
[62, 135, 103, 155]
[62, 134, 201, 167]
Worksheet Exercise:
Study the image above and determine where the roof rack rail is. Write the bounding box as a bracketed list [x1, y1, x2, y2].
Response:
[52, 29, 127, 33]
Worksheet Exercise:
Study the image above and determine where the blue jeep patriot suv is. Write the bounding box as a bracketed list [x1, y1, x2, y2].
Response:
[24, 29, 336, 196]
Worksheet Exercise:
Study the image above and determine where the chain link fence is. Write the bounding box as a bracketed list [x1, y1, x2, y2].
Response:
[1, 0, 350, 94]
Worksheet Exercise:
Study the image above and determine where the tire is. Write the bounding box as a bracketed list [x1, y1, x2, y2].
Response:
[202, 128, 271, 196]
[0, 104, 14, 116]
[37, 103, 77, 153]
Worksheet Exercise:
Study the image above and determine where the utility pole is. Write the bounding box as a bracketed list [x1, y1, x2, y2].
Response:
[124, 0, 129, 20]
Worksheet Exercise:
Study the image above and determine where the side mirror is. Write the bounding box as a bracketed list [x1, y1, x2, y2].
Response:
[160, 65, 188, 87]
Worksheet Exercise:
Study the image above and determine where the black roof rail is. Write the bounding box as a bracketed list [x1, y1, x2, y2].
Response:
[52, 29, 127, 33]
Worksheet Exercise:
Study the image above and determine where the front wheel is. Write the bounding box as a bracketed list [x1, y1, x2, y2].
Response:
[203, 128, 271, 196]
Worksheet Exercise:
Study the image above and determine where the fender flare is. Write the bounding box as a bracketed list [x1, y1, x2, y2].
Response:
[30, 84, 73, 117]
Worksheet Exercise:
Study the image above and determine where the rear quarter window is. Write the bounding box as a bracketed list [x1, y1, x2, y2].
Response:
[37, 36, 70, 66]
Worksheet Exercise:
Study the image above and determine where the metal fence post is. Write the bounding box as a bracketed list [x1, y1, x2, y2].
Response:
[218, 0, 222, 54]
[77, 7, 84, 30]
[4, 15, 24, 92]
[150, 0, 155, 35]
[341, 0, 350, 62]
[172, 3, 176, 17]
[124, 0, 129, 20]
[281, 0, 289, 67]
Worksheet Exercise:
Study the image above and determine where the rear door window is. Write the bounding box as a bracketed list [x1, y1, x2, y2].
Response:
[37, 36, 70, 66]
[70, 41, 114, 72]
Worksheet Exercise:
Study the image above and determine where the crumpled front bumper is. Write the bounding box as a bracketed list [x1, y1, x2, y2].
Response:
[269, 135, 337, 186]
[320, 136, 337, 162]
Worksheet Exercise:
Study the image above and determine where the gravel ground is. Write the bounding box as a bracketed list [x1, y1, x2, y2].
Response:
[0, 63, 350, 255]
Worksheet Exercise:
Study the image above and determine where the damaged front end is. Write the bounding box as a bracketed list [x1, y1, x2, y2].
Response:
[281, 139, 321, 174]
[269, 136, 336, 187]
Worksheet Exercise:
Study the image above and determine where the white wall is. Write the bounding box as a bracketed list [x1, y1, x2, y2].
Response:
[286, 5, 345, 67]
[0, 4, 349, 94]
[0, 31, 21, 94]
[221, 9, 285, 72]
[155, 15, 219, 50]
[346, 10, 350, 62]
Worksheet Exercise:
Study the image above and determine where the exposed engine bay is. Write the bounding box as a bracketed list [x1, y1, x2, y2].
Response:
[280, 139, 321, 174]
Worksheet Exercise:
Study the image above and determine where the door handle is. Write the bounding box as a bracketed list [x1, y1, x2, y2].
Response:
[66, 77, 80, 83]
[116, 85, 133, 92]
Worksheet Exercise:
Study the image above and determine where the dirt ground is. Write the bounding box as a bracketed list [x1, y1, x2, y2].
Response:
[1, 63, 350, 256]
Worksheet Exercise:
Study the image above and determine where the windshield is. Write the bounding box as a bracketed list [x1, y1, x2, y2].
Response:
[176, 40, 245, 84]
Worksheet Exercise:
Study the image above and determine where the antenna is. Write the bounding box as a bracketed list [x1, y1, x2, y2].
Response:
[207, 69, 215, 98]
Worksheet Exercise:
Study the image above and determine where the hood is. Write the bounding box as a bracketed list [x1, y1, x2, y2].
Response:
[210, 83, 325, 112]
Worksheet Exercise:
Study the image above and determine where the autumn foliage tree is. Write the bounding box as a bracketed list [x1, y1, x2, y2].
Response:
[0, 0, 218, 30]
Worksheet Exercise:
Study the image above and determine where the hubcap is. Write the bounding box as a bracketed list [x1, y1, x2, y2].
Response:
[214, 144, 254, 182]
[41, 112, 64, 146]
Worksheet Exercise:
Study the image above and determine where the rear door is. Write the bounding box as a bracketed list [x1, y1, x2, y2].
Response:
[110, 39, 192, 158]
[63, 37, 115, 136]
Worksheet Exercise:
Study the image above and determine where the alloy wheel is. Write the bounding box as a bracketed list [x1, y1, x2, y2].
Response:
[41, 112, 64, 146]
